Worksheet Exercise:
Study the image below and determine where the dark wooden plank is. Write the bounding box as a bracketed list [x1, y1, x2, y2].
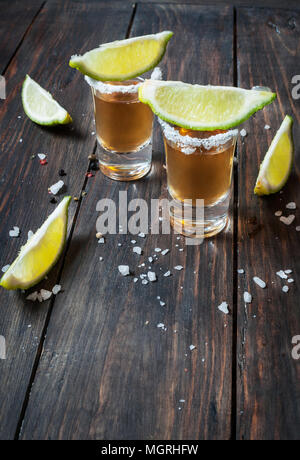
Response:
[20, 4, 235, 440]
[0, 0, 133, 440]
[97, 0, 300, 9]
[236, 7, 300, 440]
[0, 0, 44, 73]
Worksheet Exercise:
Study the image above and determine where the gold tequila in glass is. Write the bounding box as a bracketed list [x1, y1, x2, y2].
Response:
[86, 76, 153, 181]
[159, 119, 238, 237]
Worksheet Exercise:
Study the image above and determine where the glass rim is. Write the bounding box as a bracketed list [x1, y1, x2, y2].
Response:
[85, 75, 143, 95]
[159, 118, 238, 154]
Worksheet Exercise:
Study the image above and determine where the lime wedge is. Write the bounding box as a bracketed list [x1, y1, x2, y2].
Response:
[254, 115, 294, 195]
[69, 31, 173, 81]
[22, 75, 72, 125]
[138, 80, 276, 130]
[0, 197, 71, 290]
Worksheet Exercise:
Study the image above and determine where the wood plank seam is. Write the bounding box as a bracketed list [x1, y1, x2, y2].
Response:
[1, 1, 46, 75]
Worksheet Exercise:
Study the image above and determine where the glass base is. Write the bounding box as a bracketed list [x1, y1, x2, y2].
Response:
[169, 191, 230, 238]
[97, 137, 152, 181]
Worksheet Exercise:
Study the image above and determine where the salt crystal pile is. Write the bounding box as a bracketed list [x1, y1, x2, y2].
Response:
[218, 302, 229, 314]
[253, 276, 267, 288]
[118, 265, 130, 276]
[48, 180, 64, 195]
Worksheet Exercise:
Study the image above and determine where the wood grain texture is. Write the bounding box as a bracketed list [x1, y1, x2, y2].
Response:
[0, 0, 44, 72]
[0, 0, 133, 440]
[20, 3, 235, 440]
[236, 7, 300, 440]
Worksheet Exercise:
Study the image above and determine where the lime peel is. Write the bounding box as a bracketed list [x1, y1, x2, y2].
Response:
[0, 197, 71, 290]
[254, 115, 294, 196]
[22, 75, 72, 126]
[69, 31, 173, 81]
[138, 80, 276, 131]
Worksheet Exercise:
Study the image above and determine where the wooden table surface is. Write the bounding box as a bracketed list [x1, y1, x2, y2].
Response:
[0, 0, 300, 441]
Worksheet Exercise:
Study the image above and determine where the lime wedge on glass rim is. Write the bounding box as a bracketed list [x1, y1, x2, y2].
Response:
[0, 197, 71, 290]
[69, 31, 173, 81]
[22, 75, 72, 126]
[254, 115, 294, 195]
[138, 80, 276, 130]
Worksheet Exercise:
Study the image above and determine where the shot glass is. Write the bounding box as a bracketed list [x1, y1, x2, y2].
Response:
[159, 119, 238, 238]
[86, 76, 153, 181]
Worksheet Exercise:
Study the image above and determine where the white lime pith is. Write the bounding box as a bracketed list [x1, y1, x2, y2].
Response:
[22, 75, 72, 126]
[138, 80, 276, 131]
[0, 197, 71, 290]
[254, 115, 294, 195]
[69, 31, 173, 81]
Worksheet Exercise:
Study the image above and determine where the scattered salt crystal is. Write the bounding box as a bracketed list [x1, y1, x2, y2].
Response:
[296, 226, 300, 232]
[218, 302, 229, 314]
[154, 248, 161, 252]
[282, 285, 289, 293]
[161, 249, 169, 255]
[160, 301, 166, 307]
[150, 66, 162, 80]
[52, 284, 61, 295]
[179, 399, 185, 403]
[253, 276, 267, 288]
[276, 270, 288, 279]
[176, 237, 180, 240]
[19, 138, 23, 143]
[147, 271, 157, 282]
[285, 269, 292, 274]
[98, 237, 105, 244]
[287, 278, 294, 283]
[91, 131, 95, 135]
[275, 211, 282, 217]
[237, 269, 244, 274]
[157, 296, 160, 300]
[189, 345, 196, 351]
[133, 246, 142, 255]
[240, 129, 247, 137]
[148, 257, 153, 263]
[133, 277, 138, 283]
[27, 230, 34, 240]
[179, 248, 184, 252]
[174, 265, 183, 271]
[37, 153, 46, 160]
[280, 215, 295, 225]
[99, 256, 103, 261]
[131, 240, 136, 244]
[164, 271, 171, 277]
[138, 232, 146, 238]
[26, 291, 38, 301]
[118, 243, 122, 247]
[96, 232, 102, 239]
[9, 226, 20, 237]
[142, 279, 148, 285]
[264, 124, 270, 130]
[1, 264, 10, 273]
[48, 180, 64, 195]
[27, 324, 31, 328]
[40, 289, 52, 301]
[286, 202, 296, 210]
[243, 292, 252, 303]
[157, 322, 167, 331]
[118, 265, 130, 276]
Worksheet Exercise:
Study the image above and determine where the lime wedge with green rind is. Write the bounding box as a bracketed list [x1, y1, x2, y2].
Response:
[69, 31, 173, 81]
[138, 80, 276, 130]
[254, 115, 294, 195]
[0, 197, 71, 290]
[22, 75, 72, 126]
